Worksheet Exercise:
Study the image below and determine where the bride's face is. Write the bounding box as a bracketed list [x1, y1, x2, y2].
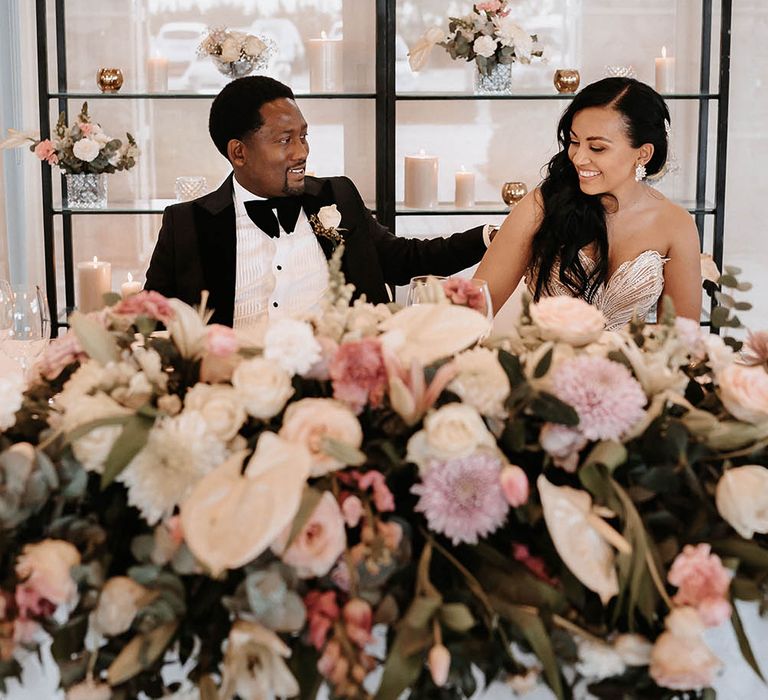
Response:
[567, 106, 646, 195]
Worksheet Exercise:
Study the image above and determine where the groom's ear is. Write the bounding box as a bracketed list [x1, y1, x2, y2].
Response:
[227, 139, 246, 166]
[638, 143, 654, 166]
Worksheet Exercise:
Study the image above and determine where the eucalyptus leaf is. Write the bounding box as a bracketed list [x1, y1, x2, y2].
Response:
[375, 610, 432, 700]
[101, 412, 155, 489]
[497, 349, 524, 386]
[534, 347, 553, 378]
[65, 414, 130, 444]
[284, 487, 324, 550]
[320, 435, 366, 467]
[731, 598, 766, 683]
[530, 392, 579, 426]
[69, 310, 120, 365]
[439, 602, 475, 632]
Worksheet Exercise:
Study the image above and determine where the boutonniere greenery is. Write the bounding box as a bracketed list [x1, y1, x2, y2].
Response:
[309, 204, 345, 247]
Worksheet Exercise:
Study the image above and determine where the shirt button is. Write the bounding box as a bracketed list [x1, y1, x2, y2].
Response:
[273, 301, 278, 308]
[276, 265, 282, 271]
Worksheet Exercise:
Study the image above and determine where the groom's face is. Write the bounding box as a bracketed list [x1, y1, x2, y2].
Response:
[230, 98, 309, 197]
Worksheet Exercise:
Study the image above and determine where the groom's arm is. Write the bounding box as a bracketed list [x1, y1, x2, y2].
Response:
[145, 206, 178, 297]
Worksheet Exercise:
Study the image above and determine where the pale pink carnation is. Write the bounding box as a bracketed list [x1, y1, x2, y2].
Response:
[668, 543, 733, 627]
[550, 356, 646, 441]
[205, 324, 239, 357]
[34, 332, 85, 380]
[412, 451, 508, 545]
[33, 139, 58, 165]
[329, 338, 387, 414]
[112, 290, 174, 324]
[442, 278, 486, 313]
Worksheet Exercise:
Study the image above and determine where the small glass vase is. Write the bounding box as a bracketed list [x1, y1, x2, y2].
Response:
[65, 173, 108, 209]
[474, 62, 513, 95]
[212, 56, 255, 79]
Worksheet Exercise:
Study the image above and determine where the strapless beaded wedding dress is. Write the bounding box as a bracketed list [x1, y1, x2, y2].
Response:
[527, 249, 668, 331]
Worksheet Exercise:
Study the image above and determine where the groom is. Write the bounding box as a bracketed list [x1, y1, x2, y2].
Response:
[145, 76, 491, 327]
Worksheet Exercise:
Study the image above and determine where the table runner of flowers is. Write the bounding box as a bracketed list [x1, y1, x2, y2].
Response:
[0, 252, 766, 699]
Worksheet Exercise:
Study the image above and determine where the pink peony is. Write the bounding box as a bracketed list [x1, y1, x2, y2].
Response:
[442, 278, 487, 313]
[412, 450, 508, 545]
[304, 590, 340, 650]
[500, 465, 529, 507]
[34, 332, 85, 380]
[668, 544, 732, 627]
[342, 598, 372, 648]
[112, 290, 175, 324]
[33, 139, 58, 165]
[329, 338, 388, 414]
[550, 356, 646, 441]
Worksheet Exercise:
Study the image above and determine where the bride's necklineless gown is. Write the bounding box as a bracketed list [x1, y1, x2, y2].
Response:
[527, 249, 668, 331]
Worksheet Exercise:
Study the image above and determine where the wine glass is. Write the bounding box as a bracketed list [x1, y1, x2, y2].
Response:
[405, 275, 447, 306]
[0, 285, 51, 375]
[467, 278, 494, 324]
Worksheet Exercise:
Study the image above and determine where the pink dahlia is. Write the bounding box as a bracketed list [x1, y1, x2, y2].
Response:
[412, 451, 508, 545]
[550, 356, 646, 441]
[668, 543, 733, 627]
[329, 337, 387, 414]
[442, 278, 487, 313]
[112, 290, 174, 324]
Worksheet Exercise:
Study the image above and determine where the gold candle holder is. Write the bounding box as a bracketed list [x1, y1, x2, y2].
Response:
[96, 68, 124, 93]
[501, 181, 528, 207]
[553, 69, 580, 94]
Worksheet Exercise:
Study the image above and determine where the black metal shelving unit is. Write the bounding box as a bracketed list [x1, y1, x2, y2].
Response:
[35, 0, 731, 333]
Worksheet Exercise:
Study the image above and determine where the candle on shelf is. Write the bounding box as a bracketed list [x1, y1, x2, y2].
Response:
[120, 272, 142, 299]
[454, 166, 475, 208]
[655, 46, 675, 94]
[404, 150, 438, 209]
[77, 256, 112, 313]
[147, 53, 169, 93]
[307, 31, 343, 93]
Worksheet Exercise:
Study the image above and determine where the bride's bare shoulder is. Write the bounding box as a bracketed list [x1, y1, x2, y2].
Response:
[647, 188, 699, 243]
[499, 188, 544, 236]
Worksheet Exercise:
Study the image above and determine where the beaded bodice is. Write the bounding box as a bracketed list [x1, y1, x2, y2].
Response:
[527, 249, 668, 331]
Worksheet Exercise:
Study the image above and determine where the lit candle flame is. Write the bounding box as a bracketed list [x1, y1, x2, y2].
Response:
[92, 256, 98, 265]
[126, 272, 133, 283]
[661, 46, 667, 58]
[321, 30, 327, 40]
[419, 148, 426, 156]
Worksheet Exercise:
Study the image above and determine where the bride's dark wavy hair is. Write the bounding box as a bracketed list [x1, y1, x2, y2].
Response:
[530, 77, 670, 301]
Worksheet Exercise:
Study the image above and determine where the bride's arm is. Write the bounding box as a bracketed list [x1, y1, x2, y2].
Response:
[474, 189, 543, 314]
[659, 212, 702, 321]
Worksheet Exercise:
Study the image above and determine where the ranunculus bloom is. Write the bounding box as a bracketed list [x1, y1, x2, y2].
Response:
[92, 576, 148, 636]
[500, 465, 529, 507]
[668, 544, 732, 627]
[575, 639, 626, 680]
[476, 0, 503, 11]
[529, 296, 606, 346]
[329, 337, 388, 414]
[264, 318, 322, 376]
[717, 363, 768, 424]
[448, 347, 510, 418]
[184, 383, 246, 442]
[232, 357, 294, 420]
[715, 465, 768, 539]
[112, 290, 174, 324]
[15, 540, 81, 607]
[272, 491, 346, 579]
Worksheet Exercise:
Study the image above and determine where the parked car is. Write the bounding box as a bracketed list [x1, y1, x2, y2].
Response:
[151, 22, 207, 79]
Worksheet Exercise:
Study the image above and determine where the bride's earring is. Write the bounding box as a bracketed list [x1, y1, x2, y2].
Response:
[635, 162, 647, 181]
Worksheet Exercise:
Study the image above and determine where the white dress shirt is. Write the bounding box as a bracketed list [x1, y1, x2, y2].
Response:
[232, 177, 329, 329]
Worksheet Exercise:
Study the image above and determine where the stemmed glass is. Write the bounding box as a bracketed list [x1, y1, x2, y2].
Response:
[0, 285, 51, 375]
[405, 275, 447, 306]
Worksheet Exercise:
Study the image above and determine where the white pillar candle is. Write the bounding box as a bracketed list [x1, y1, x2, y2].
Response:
[77, 256, 112, 313]
[655, 46, 675, 94]
[404, 150, 438, 209]
[120, 272, 142, 299]
[454, 166, 475, 208]
[307, 32, 343, 93]
[147, 54, 169, 93]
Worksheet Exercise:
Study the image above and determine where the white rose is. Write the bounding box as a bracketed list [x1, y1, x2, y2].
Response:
[244, 34, 266, 58]
[613, 633, 653, 666]
[279, 398, 363, 476]
[219, 36, 241, 62]
[406, 403, 496, 470]
[494, 17, 533, 59]
[0, 372, 24, 430]
[232, 357, 294, 420]
[72, 138, 101, 162]
[264, 319, 322, 376]
[575, 639, 626, 680]
[317, 204, 342, 230]
[92, 576, 148, 636]
[715, 465, 768, 538]
[448, 347, 510, 417]
[529, 296, 606, 347]
[473, 35, 498, 59]
[717, 364, 768, 424]
[184, 383, 246, 442]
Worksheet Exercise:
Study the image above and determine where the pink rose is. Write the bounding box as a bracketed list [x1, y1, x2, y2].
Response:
[329, 338, 388, 414]
[205, 324, 239, 357]
[500, 465, 529, 507]
[668, 543, 732, 627]
[272, 492, 346, 578]
[112, 290, 175, 324]
[342, 598, 372, 648]
[15, 540, 81, 608]
[33, 139, 58, 165]
[476, 1, 503, 12]
[34, 332, 85, 380]
[442, 278, 487, 313]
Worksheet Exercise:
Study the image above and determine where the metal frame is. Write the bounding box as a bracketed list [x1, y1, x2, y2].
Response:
[35, 0, 732, 333]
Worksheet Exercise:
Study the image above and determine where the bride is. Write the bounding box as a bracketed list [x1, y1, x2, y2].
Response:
[476, 77, 702, 329]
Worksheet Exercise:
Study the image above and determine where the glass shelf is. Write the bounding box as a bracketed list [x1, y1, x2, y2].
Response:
[396, 92, 719, 101]
[48, 91, 377, 100]
[395, 200, 716, 216]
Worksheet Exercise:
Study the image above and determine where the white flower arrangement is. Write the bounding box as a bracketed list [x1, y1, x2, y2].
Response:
[198, 26, 275, 77]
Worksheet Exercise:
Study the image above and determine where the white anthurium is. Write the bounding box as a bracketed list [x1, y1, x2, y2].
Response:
[379, 304, 490, 367]
[537, 475, 630, 604]
[166, 297, 212, 359]
[180, 433, 311, 576]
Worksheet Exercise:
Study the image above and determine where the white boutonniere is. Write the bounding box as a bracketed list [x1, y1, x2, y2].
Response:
[309, 204, 345, 247]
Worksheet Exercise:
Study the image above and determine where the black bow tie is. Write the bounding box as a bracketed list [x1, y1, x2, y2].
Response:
[244, 197, 302, 238]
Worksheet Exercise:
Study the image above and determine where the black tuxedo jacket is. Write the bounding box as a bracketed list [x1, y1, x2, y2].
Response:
[145, 174, 486, 326]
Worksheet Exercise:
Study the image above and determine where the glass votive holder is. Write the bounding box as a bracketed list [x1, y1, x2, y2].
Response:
[604, 65, 637, 79]
[174, 176, 208, 202]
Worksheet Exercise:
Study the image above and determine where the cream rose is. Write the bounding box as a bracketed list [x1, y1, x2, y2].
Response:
[279, 398, 363, 476]
[15, 540, 81, 605]
[72, 138, 100, 162]
[184, 383, 246, 442]
[92, 576, 148, 636]
[244, 34, 266, 58]
[219, 36, 241, 62]
[529, 296, 606, 347]
[449, 347, 510, 418]
[406, 403, 496, 471]
[715, 465, 768, 539]
[317, 204, 342, 230]
[473, 35, 498, 59]
[271, 491, 346, 578]
[232, 357, 294, 420]
[264, 319, 322, 376]
[717, 364, 768, 424]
